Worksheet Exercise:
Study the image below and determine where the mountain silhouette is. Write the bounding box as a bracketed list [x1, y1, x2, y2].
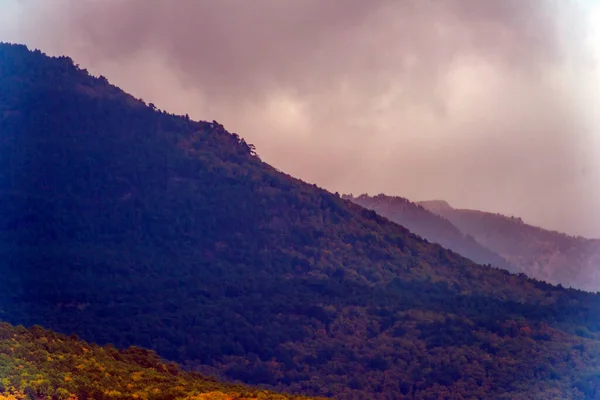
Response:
[2, 43, 600, 399]
[418, 200, 600, 292]
[345, 194, 516, 273]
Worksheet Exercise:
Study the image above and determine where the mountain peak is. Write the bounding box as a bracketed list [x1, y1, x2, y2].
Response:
[348, 194, 515, 272]
[418, 199, 454, 213]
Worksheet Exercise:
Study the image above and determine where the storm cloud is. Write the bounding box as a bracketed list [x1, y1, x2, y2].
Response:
[3, 0, 600, 237]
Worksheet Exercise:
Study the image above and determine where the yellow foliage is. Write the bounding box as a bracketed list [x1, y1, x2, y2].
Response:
[130, 371, 143, 381]
[0, 322, 318, 400]
[188, 392, 232, 400]
[0, 393, 24, 400]
[0, 388, 26, 400]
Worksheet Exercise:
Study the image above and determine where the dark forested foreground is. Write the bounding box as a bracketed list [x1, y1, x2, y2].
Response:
[0, 322, 320, 400]
[2, 43, 600, 399]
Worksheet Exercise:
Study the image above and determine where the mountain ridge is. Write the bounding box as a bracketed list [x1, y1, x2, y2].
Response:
[416, 199, 454, 214]
[344, 194, 517, 273]
[417, 199, 600, 292]
[2, 42, 600, 399]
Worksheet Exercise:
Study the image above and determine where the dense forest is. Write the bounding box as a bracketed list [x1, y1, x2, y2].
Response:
[2, 43, 600, 399]
[0, 321, 318, 400]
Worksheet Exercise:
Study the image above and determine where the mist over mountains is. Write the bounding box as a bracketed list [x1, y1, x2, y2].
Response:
[3, 0, 600, 239]
[343, 194, 516, 273]
[419, 199, 600, 293]
[1, 2, 599, 398]
[2, 42, 600, 399]
[347, 194, 600, 293]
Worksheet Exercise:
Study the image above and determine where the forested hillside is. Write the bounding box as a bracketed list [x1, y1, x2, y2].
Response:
[344, 194, 515, 272]
[2, 43, 600, 399]
[419, 200, 600, 292]
[0, 321, 318, 400]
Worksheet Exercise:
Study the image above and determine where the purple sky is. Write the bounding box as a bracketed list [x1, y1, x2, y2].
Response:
[2, 0, 600, 237]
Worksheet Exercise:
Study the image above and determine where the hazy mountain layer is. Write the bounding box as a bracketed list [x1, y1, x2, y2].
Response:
[419, 200, 600, 292]
[345, 194, 516, 272]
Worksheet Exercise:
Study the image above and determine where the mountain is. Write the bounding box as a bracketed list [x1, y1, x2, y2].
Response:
[3, 42, 600, 399]
[344, 194, 516, 272]
[419, 200, 600, 292]
[415, 200, 454, 214]
[0, 321, 318, 400]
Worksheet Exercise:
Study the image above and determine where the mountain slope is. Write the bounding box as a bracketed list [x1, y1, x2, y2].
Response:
[419, 200, 600, 292]
[344, 194, 516, 272]
[3, 43, 600, 399]
[0, 321, 318, 400]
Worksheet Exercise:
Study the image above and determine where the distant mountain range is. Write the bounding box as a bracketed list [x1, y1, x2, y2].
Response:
[347, 194, 600, 292]
[344, 195, 516, 273]
[419, 200, 600, 292]
[3, 42, 600, 399]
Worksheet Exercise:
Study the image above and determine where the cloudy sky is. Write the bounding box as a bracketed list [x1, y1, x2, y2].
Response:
[2, 0, 600, 237]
